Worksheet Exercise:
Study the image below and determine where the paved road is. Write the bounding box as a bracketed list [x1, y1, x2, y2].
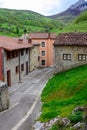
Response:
[0, 67, 58, 130]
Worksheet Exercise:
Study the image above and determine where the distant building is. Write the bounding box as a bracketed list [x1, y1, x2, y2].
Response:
[54, 32, 87, 70]
[0, 36, 40, 86]
[29, 40, 40, 72]
[29, 32, 57, 67]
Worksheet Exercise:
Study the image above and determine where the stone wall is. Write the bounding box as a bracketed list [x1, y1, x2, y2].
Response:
[3, 48, 30, 86]
[0, 81, 9, 112]
[54, 45, 87, 70]
[30, 45, 40, 71]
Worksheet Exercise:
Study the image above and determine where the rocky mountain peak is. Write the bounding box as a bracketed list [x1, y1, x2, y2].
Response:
[70, 0, 87, 10]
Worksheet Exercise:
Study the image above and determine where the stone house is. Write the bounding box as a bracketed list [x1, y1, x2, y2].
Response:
[54, 33, 87, 70]
[29, 32, 57, 67]
[29, 42, 40, 72]
[0, 36, 40, 86]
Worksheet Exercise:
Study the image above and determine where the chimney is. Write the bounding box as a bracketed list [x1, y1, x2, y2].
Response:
[48, 32, 51, 39]
[28, 38, 32, 44]
[18, 38, 23, 44]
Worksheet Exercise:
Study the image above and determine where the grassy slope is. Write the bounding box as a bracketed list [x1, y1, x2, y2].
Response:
[0, 9, 87, 37]
[53, 11, 87, 34]
[40, 65, 87, 122]
[52, 21, 87, 34]
[0, 8, 61, 37]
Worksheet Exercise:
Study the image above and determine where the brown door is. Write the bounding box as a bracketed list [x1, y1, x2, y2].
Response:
[26, 62, 28, 75]
[7, 70, 11, 87]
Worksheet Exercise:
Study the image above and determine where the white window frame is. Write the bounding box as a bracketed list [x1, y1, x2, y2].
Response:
[78, 54, 86, 61]
[63, 54, 71, 61]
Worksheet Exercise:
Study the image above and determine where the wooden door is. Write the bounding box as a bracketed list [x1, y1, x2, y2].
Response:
[7, 70, 11, 87]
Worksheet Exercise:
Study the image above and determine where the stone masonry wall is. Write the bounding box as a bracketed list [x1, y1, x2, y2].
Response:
[30, 45, 40, 71]
[54, 46, 87, 70]
[0, 81, 9, 112]
[3, 48, 30, 86]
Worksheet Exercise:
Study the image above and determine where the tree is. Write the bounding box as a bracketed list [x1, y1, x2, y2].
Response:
[16, 27, 19, 34]
[23, 28, 27, 34]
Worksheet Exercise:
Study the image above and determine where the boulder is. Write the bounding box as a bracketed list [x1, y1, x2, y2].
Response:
[72, 122, 85, 130]
[62, 117, 70, 126]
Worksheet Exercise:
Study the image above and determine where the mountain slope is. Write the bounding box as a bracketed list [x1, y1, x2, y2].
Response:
[0, 8, 61, 37]
[49, 0, 87, 23]
[51, 11, 87, 34]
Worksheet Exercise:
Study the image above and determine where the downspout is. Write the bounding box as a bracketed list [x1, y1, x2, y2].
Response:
[0, 48, 4, 81]
[29, 48, 30, 72]
[18, 50, 21, 81]
[2, 49, 5, 81]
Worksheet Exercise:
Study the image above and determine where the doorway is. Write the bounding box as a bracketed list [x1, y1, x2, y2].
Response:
[7, 70, 11, 86]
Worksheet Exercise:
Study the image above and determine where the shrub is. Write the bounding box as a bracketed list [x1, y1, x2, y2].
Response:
[69, 111, 83, 124]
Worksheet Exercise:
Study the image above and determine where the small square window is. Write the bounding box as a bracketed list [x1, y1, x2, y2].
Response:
[63, 54, 71, 60]
[42, 60, 45, 65]
[41, 42, 45, 47]
[78, 54, 86, 61]
[41, 51, 45, 56]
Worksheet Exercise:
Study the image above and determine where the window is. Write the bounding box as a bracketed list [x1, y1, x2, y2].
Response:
[38, 56, 40, 61]
[14, 51, 18, 57]
[16, 66, 19, 74]
[41, 51, 45, 56]
[41, 42, 45, 47]
[21, 50, 24, 56]
[26, 49, 28, 54]
[78, 54, 86, 61]
[6, 51, 11, 60]
[21, 64, 24, 71]
[41, 60, 45, 65]
[63, 54, 71, 60]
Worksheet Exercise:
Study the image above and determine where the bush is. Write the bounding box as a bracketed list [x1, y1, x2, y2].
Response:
[69, 111, 83, 124]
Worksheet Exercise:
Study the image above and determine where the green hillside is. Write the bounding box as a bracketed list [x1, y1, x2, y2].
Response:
[40, 65, 87, 123]
[53, 11, 87, 34]
[0, 8, 62, 37]
[0, 8, 87, 37]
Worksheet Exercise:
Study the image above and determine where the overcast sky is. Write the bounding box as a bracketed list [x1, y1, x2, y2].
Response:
[0, 0, 86, 16]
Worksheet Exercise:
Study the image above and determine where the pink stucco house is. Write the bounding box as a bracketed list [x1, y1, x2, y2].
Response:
[29, 32, 57, 67]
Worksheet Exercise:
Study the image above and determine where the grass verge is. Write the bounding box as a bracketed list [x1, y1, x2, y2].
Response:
[40, 65, 87, 122]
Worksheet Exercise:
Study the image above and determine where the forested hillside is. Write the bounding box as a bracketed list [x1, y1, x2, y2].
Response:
[0, 8, 62, 37]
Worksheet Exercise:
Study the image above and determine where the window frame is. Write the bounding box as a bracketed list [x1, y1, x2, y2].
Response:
[41, 60, 45, 65]
[26, 48, 29, 54]
[78, 54, 86, 61]
[41, 51, 45, 56]
[63, 54, 71, 61]
[41, 42, 45, 47]
[16, 66, 19, 74]
[21, 63, 24, 71]
[21, 49, 24, 56]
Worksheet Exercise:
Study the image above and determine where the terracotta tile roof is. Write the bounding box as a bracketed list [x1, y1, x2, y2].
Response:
[0, 36, 33, 51]
[54, 33, 87, 46]
[29, 32, 57, 39]
[32, 42, 40, 46]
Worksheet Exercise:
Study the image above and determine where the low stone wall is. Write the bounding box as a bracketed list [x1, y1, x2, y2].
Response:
[0, 81, 9, 112]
